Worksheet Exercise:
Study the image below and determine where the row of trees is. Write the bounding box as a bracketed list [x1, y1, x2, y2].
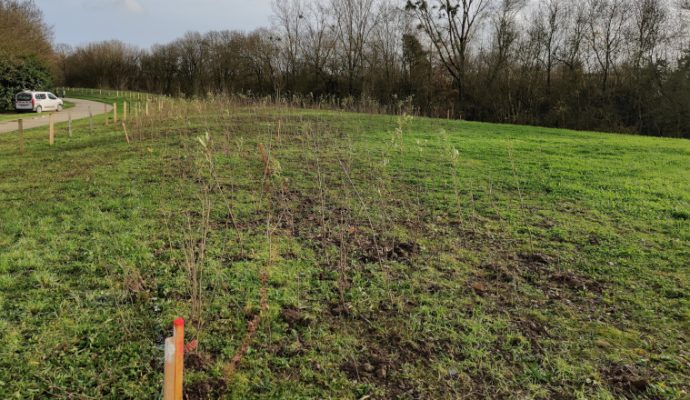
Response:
[0, 0, 54, 111]
[60, 0, 690, 137]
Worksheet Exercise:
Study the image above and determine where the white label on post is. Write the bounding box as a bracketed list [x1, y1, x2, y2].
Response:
[165, 337, 176, 362]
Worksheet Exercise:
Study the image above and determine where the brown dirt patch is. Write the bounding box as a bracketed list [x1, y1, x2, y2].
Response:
[184, 377, 227, 400]
[601, 363, 651, 397]
[550, 270, 603, 294]
[280, 306, 312, 328]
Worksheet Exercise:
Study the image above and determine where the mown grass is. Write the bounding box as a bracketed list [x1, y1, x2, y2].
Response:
[0, 96, 688, 400]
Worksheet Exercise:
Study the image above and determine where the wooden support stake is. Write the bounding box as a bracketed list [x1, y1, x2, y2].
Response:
[49, 114, 55, 145]
[105, 104, 109, 126]
[173, 318, 185, 400]
[89, 106, 93, 133]
[123, 101, 128, 122]
[145, 101, 149, 117]
[68, 112, 73, 137]
[113, 103, 118, 124]
[122, 122, 131, 144]
[163, 337, 175, 400]
[18, 119, 24, 154]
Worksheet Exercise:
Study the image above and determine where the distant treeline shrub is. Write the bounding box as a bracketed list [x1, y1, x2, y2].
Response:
[0, 57, 52, 110]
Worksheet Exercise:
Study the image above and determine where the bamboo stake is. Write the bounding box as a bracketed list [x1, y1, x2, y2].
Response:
[122, 122, 131, 144]
[49, 114, 54, 145]
[18, 119, 24, 154]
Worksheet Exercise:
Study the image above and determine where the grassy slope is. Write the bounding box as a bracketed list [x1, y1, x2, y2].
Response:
[0, 99, 688, 399]
[0, 101, 76, 122]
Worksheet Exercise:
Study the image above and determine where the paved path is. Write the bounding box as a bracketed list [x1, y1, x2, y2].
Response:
[0, 98, 111, 134]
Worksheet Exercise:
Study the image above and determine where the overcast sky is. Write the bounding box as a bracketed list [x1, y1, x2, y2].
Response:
[36, 0, 274, 49]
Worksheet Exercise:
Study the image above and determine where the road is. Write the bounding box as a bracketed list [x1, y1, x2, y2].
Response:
[0, 98, 111, 134]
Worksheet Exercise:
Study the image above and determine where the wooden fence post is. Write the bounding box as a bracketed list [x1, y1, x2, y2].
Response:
[49, 114, 54, 145]
[18, 119, 24, 154]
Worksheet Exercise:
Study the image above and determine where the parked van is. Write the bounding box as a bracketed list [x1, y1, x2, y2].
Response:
[15, 91, 64, 113]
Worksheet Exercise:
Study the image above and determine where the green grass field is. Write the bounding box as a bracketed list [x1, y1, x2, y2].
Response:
[0, 100, 76, 122]
[0, 96, 688, 399]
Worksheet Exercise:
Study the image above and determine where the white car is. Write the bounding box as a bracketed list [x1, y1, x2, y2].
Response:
[15, 91, 64, 113]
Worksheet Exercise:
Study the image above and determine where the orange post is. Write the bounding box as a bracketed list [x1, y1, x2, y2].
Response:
[173, 318, 184, 400]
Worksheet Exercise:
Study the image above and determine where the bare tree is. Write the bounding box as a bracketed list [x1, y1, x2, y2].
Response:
[369, 0, 406, 98]
[273, 0, 305, 91]
[330, 0, 379, 95]
[534, 0, 564, 93]
[53, 43, 73, 85]
[0, 0, 53, 60]
[487, 0, 525, 84]
[406, 0, 492, 102]
[586, 0, 630, 91]
[630, 0, 669, 67]
[557, 0, 587, 73]
[300, 0, 336, 93]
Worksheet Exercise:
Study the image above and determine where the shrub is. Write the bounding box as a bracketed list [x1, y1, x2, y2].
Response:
[0, 55, 52, 111]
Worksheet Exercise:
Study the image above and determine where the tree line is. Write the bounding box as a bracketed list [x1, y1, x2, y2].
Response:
[0, 0, 54, 111]
[54, 1, 690, 137]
